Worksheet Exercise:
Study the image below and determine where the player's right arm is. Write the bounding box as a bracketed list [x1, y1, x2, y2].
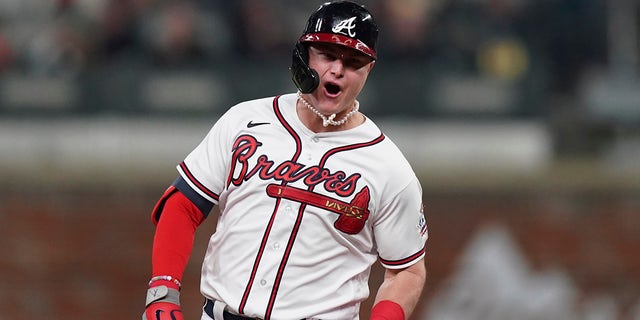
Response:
[143, 181, 211, 319]
[142, 102, 240, 318]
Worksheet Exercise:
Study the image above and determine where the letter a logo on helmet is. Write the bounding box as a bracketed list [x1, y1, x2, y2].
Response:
[332, 16, 357, 37]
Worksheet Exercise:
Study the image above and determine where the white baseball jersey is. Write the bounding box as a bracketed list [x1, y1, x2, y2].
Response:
[175, 93, 428, 320]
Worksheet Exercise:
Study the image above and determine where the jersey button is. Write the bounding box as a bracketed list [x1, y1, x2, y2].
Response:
[260, 279, 268, 286]
[272, 242, 281, 250]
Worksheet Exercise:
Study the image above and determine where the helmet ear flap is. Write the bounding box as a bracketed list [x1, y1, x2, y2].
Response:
[290, 42, 319, 93]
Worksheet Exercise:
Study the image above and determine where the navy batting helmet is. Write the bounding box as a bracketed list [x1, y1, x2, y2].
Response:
[290, 1, 379, 93]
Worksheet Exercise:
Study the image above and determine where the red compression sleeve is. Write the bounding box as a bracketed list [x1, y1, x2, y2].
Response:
[370, 300, 405, 320]
[151, 190, 206, 285]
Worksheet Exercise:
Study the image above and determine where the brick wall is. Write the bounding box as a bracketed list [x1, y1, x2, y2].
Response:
[1, 187, 638, 319]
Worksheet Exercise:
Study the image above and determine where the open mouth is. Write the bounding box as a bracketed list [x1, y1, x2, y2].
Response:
[325, 83, 341, 95]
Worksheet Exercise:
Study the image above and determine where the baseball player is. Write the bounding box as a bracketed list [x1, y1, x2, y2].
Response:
[143, 2, 428, 319]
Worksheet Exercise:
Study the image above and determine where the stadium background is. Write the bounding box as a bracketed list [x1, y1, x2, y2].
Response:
[0, 0, 639, 319]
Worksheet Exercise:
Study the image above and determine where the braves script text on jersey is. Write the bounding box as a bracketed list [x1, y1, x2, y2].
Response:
[174, 93, 428, 319]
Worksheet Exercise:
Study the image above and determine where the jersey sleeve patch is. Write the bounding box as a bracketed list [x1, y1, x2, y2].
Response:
[172, 175, 215, 217]
[417, 204, 428, 239]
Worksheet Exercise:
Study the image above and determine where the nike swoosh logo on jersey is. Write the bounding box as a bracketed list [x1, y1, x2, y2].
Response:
[247, 121, 270, 128]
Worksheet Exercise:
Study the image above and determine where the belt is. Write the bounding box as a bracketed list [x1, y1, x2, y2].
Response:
[204, 299, 259, 320]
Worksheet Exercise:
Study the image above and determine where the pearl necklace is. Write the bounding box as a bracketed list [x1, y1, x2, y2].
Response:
[297, 91, 359, 127]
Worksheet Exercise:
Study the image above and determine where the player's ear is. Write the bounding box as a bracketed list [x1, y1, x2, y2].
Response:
[368, 60, 375, 71]
[365, 60, 375, 73]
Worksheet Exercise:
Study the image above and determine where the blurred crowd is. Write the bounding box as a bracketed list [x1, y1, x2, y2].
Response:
[0, 0, 608, 96]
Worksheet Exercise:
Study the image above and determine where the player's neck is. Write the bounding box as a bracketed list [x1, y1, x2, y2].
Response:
[296, 93, 364, 133]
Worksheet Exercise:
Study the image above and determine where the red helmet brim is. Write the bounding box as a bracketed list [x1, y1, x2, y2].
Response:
[299, 32, 377, 60]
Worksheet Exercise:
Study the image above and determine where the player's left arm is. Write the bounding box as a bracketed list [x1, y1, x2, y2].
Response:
[371, 175, 427, 319]
[371, 258, 426, 320]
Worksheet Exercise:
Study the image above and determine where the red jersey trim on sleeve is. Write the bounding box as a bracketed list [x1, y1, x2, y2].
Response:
[379, 245, 426, 269]
[178, 161, 220, 202]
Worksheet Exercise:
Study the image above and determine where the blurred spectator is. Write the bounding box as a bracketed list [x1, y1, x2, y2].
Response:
[519, 0, 607, 95]
[139, 0, 231, 69]
[147, 1, 206, 67]
[233, 0, 291, 60]
[423, 0, 531, 76]
[0, 27, 14, 73]
[55, 0, 75, 12]
[376, 0, 442, 60]
[95, 0, 144, 62]
[22, 5, 93, 76]
[475, 0, 531, 81]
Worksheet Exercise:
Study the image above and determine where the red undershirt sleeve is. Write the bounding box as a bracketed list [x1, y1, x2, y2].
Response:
[151, 190, 206, 282]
